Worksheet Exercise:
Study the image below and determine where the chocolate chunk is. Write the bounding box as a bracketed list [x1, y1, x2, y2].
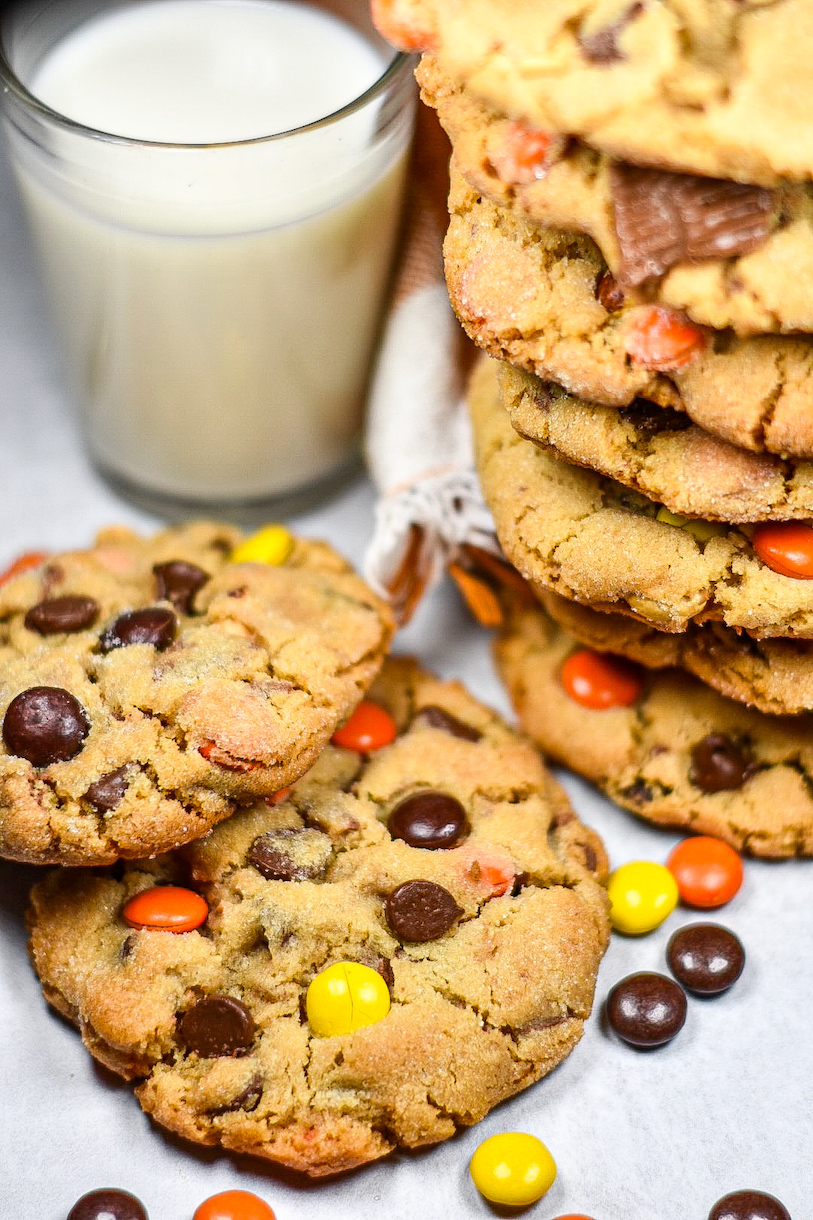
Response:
[611, 163, 773, 287]
[667, 923, 745, 996]
[2, 686, 89, 765]
[248, 827, 333, 882]
[153, 560, 209, 614]
[67, 1189, 148, 1220]
[596, 269, 626, 312]
[691, 733, 753, 793]
[708, 1190, 791, 1220]
[178, 995, 255, 1058]
[24, 595, 99, 635]
[575, 841, 598, 872]
[84, 765, 133, 813]
[606, 972, 687, 1048]
[620, 779, 653, 803]
[99, 607, 177, 653]
[385, 880, 463, 942]
[375, 955, 395, 992]
[579, 2, 643, 62]
[512, 871, 530, 895]
[388, 791, 470, 849]
[211, 1073, 263, 1115]
[619, 400, 692, 436]
[414, 705, 482, 742]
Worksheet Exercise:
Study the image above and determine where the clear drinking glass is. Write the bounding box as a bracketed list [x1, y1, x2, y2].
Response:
[0, 0, 416, 516]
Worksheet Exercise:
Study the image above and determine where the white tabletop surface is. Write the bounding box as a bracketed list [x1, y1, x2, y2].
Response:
[0, 127, 810, 1220]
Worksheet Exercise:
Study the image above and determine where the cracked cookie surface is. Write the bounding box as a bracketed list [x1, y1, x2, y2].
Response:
[27, 658, 610, 1177]
[446, 169, 813, 458]
[470, 355, 813, 637]
[495, 598, 813, 858]
[0, 522, 392, 865]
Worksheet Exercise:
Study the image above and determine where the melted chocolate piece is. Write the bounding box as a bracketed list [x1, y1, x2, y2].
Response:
[211, 1073, 264, 1115]
[596, 269, 626, 312]
[414, 705, 482, 742]
[385, 880, 463, 942]
[619, 400, 692, 436]
[248, 827, 332, 882]
[67, 1189, 148, 1220]
[99, 607, 177, 653]
[2, 686, 89, 765]
[387, 791, 470, 849]
[24, 595, 99, 635]
[153, 560, 209, 614]
[579, 2, 643, 62]
[611, 163, 773, 287]
[667, 923, 745, 996]
[84, 766, 132, 813]
[690, 733, 753, 793]
[178, 995, 255, 1058]
[606, 972, 687, 1048]
[708, 1191, 791, 1220]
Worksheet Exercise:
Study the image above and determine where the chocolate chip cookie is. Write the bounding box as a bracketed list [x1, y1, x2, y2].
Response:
[28, 658, 610, 1176]
[0, 522, 393, 865]
[494, 599, 813, 858]
[469, 355, 813, 637]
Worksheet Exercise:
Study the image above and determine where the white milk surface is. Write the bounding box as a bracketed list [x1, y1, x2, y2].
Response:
[8, 0, 411, 502]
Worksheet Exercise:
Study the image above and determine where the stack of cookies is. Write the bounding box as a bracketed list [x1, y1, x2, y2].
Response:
[372, 0, 813, 858]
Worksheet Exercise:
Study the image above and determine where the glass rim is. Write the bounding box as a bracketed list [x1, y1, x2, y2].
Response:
[0, 4, 415, 149]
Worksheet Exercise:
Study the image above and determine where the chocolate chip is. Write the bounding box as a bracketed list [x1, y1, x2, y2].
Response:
[576, 841, 598, 872]
[579, 2, 643, 62]
[153, 560, 209, 613]
[388, 792, 470, 849]
[67, 1189, 148, 1220]
[84, 765, 133, 813]
[2, 686, 89, 765]
[385, 880, 463, 942]
[24, 595, 99, 635]
[99, 607, 177, 653]
[691, 734, 753, 793]
[512, 871, 530, 895]
[178, 995, 255, 1058]
[606, 972, 687, 1048]
[120, 933, 138, 961]
[610, 163, 773, 287]
[211, 1073, 263, 1115]
[667, 923, 745, 996]
[414, 705, 482, 742]
[596, 269, 626, 312]
[248, 827, 333, 882]
[375, 956, 395, 992]
[619, 400, 692, 436]
[620, 779, 653, 803]
[708, 1190, 791, 1220]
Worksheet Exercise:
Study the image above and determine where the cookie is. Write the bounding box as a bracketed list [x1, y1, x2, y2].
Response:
[419, 54, 813, 337]
[469, 354, 813, 637]
[446, 168, 813, 459]
[542, 590, 813, 718]
[27, 658, 610, 1177]
[501, 363, 813, 523]
[494, 598, 813, 859]
[375, 0, 813, 185]
[0, 522, 393, 865]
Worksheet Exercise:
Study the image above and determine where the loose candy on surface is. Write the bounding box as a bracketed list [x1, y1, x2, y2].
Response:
[707, 1189, 792, 1220]
[560, 648, 643, 710]
[306, 961, 391, 1038]
[230, 524, 294, 566]
[193, 1191, 276, 1220]
[66, 1188, 148, 1220]
[753, 521, 813, 579]
[331, 700, 397, 751]
[606, 972, 688, 1048]
[667, 924, 745, 996]
[668, 836, 744, 908]
[122, 886, 208, 933]
[469, 1132, 557, 1206]
[606, 861, 679, 934]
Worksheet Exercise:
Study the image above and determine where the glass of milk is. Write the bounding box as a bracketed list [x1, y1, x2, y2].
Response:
[0, 0, 416, 514]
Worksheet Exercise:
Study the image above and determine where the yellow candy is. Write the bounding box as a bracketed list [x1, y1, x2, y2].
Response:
[470, 1132, 556, 1206]
[607, 860, 679, 935]
[655, 508, 724, 543]
[306, 962, 390, 1037]
[231, 525, 293, 566]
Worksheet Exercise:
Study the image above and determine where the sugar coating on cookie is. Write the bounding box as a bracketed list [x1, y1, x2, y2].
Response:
[28, 659, 610, 1176]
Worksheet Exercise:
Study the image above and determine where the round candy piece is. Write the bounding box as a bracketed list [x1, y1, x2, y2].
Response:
[550, 1216, 597, 1219]
[99, 607, 176, 653]
[667, 836, 744, 908]
[606, 861, 679, 935]
[753, 521, 813, 579]
[67, 1188, 148, 1220]
[469, 1132, 556, 1206]
[606, 971, 687, 1048]
[331, 701, 397, 752]
[25, 595, 99, 635]
[385, 880, 463, 942]
[624, 305, 706, 370]
[306, 961, 390, 1037]
[690, 734, 752, 793]
[123, 886, 208, 933]
[388, 791, 470, 849]
[178, 995, 255, 1058]
[153, 560, 209, 613]
[3, 686, 90, 766]
[708, 1189, 791, 1220]
[193, 1191, 276, 1220]
[667, 924, 745, 996]
[231, 525, 293, 566]
[560, 648, 643, 710]
[0, 550, 48, 586]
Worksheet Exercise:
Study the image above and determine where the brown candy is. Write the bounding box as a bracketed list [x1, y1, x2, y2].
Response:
[99, 607, 177, 653]
[606, 972, 687, 1048]
[579, 1, 643, 62]
[2, 686, 89, 765]
[67, 1189, 148, 1220]
[153, 560, 209, 613]
[385, 880, 463, 942]
[414, 705, 482, 742]
[691, 734, 753, 794]
[667, 923, 745, 996]
[83, 766, 133, 813]
[24, 595, 99, 635]
[611, 163, 773, 287]
[248, 827, 333, 882]
[708, 1190, 791, 1220]
[388, 791, 470, 849]
[178, 995, 255, 1058]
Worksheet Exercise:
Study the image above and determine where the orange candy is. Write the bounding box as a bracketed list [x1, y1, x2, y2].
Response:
[456, 844, 515, 896]
[331, 701, 397, 752]
[561, 649, 643, 710]
[122, 885, 208, 933]
[624, 306, 705, 371]
[265, 787, 292, 807]
[550, 1215, 597, 1219]
[753, 521, 813, 579]
[193, 1191, 276, 1220]
[370, 0, 434, 50]
[0, 550, 48, 586]
[491, 122, 556, 185]
[667, 836, 743, 908]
